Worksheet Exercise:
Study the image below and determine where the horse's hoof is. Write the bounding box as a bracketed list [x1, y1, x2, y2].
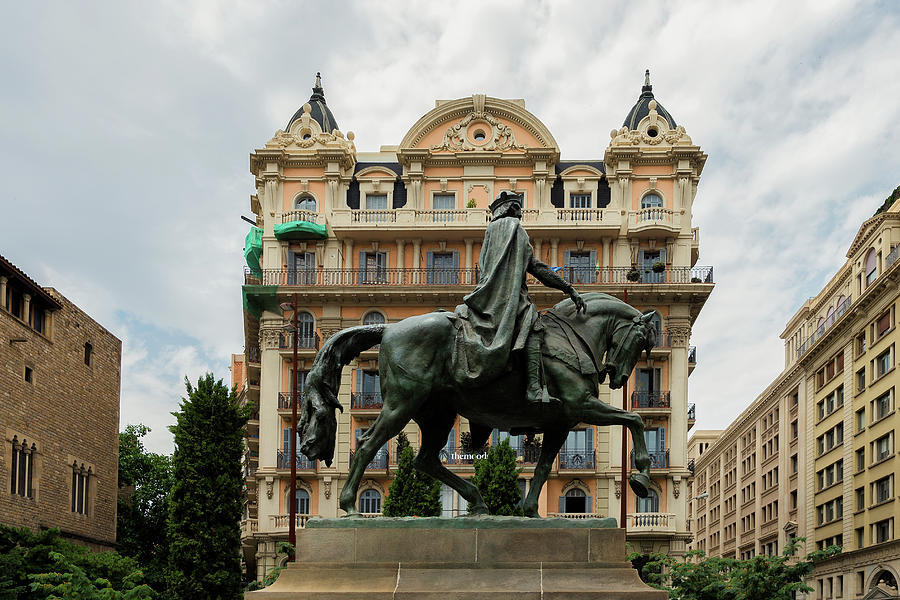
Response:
[468, 505, 490, 516]
[340, 509, 363, 518]
[629, 473, 651, 498]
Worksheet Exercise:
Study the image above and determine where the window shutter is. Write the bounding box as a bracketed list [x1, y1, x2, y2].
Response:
[589, 250, 597, 283]
[426, 251, 434, 285]
[358, 251, 366, 284]
[586, 496, 593, 514]
[563, 250, 571, 282]
[377, 252, 387, 269]
[660, 427, 666, 452]
[451, 250, 460, 284]
[356, 369, 362, 395]
[283, 428, 290, 453]
[586, 427, 593, 454]
[559, 496, 566, 513]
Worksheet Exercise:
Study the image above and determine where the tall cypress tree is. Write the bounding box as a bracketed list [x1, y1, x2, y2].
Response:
[167, 374, 249, 600]
[470, 438, 523, 516]
[383, 434, 441, 517]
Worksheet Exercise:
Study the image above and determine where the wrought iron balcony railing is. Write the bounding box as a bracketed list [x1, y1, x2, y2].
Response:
[688, 404, 696, 421]
[276, 449, 317, 470]
[631, 390, 671, 409]
[246, 345, 260, 363]
[558, 450, 595, 470]
[350, 448, 389, 470]
[688, 458, 695, 475]
[244, 265, 715, 287]
[688, 346, 697, 363]
[278, 392, 303, 410]
[351, 392, 383, 409]
[797, 295, 852, 358]
[278, 331, 319, 350]
[631, 449, 669, 469]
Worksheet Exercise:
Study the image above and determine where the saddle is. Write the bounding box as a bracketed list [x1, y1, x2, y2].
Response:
[539, 309, 602, 376]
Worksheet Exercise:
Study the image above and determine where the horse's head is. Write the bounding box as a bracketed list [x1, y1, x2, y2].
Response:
[298, 384, 341, 467]
[602, 311, 657, 389]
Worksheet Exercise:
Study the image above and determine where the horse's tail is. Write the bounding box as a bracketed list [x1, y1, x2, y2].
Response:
[298, 324, 386, 467]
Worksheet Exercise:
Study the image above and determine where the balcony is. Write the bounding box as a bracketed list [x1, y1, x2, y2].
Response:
[688, 345, 697, 364]
[796, 295, 852, 358]
[246, 265, 715, 288]
[350, 448, 389, 470]
[351, 393, 384, 410]
[631, 390, 671, 410]
[628, 208, 681, 235]
[240, 518, 258, 537]
[888, 245, 899, 270]
[547, 512, 605, 519]
[278, 331, 319, 350]
[270, 514, 319, 532]
[631, 449, 669, 469]
[688, 404, 696, 430]
[558, 450, 595, 470]
[688, 458, 695, 475]
[277, 392, 299, 411]
[626, 512, 677, 534]
[276, 449, 317, 471]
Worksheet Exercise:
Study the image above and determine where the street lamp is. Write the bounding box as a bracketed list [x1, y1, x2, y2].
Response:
[279, 294, 300, 557]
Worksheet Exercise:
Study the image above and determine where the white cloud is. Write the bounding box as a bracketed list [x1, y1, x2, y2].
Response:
[2, 0, 899, 451]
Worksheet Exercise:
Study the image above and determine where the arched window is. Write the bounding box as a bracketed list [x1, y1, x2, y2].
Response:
[817, 317, 825, 336]
[295, 489, 310, 515]
[641, 193, 663, 209]
[363, 312, 385, 326]
[359, 489, 381, 514]
[298, 312, 315, 347]
[649, 312, 662, 342]
[560, 487, 588, 514]
[636, 489, 659, 513]
[866, 248, 878, 286]
[295, 196, 317, 213]
[826, 306, 835, 327]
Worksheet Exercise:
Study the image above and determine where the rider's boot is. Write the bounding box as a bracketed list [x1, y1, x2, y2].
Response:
[525, 335, 554, 404]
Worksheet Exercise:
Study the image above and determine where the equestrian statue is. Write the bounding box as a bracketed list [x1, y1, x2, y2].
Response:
[298, 191, 657, 518]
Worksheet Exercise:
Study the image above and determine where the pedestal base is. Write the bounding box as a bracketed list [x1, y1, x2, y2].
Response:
[247, 517, 667, 599]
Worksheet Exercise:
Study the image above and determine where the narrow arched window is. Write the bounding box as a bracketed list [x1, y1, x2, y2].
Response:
[360, 489, 381, 514]
[826, 306, 835, 327]
[865, 249, 878, 286]
[295, 196, 317, 213]
[636, 489, 659, 513]
[298, 312, 315, 347]
[295, 489, 310, 515]
[641, 193, 663, 209]
[363, 312, 385, 326]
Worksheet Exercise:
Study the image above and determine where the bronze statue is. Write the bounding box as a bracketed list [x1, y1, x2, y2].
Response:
[299, 191, 656, 517]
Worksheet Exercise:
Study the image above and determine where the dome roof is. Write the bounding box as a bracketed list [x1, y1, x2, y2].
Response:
[286, 73, 339, 134]
[623, 70, 676, 130]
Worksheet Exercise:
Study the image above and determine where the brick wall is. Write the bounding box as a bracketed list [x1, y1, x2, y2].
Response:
[0, 288, 121, 549]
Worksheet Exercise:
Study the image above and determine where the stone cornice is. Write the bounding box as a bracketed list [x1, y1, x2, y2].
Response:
[847, 212, 900, 257]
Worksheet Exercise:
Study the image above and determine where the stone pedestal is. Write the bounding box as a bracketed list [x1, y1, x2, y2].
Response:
[247, 517, 667, 599]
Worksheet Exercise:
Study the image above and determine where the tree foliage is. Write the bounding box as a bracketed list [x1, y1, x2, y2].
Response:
[0, 525, 154, 599]
[167, 374, 250, 600]
[117, 424, 173, 592]
[383, 433, 442, 517]
[874, 184, 900, 216]
[628, 538, 841, 600]
[470, 438, 523, 516]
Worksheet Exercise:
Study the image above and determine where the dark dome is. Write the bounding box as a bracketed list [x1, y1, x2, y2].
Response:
[286, 73, 339, 134]
[623, 70, 676, 130]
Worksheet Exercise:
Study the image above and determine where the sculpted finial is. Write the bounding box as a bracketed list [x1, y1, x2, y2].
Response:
[644, 69, 651, 87]
[315, 72, 322, 89]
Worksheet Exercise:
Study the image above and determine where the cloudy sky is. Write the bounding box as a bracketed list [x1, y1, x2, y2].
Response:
[2, 1, 899, 454]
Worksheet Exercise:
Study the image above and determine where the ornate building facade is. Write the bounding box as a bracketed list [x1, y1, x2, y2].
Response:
[237, 73, 713, 580]
[688, 194, 900, 599]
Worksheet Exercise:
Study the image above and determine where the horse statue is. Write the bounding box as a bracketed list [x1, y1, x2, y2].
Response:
[298, 292, 656, 518]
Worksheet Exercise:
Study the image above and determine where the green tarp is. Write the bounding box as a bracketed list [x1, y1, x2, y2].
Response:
[273, 220, 328, 240]
[244, 227, 263, 278]
[242, 285, 281, 319]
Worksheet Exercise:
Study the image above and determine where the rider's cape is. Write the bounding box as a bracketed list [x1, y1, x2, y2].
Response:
[449, 216, 540, 385]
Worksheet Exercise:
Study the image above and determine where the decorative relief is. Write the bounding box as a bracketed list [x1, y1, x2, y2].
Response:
[259, 328, 282, 350]
[667, 325, 691, 347]
[431, 110, 526, 152]
[673, 479, 681, 498]
[323, 478, 332, 499]
[265, 479, 274, 500]
[614, 480, 622, 499]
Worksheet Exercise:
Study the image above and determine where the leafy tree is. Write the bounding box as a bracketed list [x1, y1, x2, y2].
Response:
[383, 433, 441, 517]
[470, 438, 523, 516]
[627, 538, 841, 600]
[0, 525, 153, 599]
[167, 374, 250, 600]
[117, 424, 173, 592]
[874, 184, 900, 216]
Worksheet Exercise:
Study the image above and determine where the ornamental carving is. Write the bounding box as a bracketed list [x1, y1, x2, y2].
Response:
[431, 110, 526, 153]
[270, 130, 354, 152]
[673, 479, 680, 498]
[259, 328, 282, 350]
[323, 478, 332, 499]
[667, 325, 691, 347]
[614, 479, 622, 499]
[265, 479, 274, 500]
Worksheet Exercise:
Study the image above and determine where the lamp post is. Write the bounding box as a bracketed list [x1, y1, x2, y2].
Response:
[621, 288, 629, 530]
[279, 294, 300, 557]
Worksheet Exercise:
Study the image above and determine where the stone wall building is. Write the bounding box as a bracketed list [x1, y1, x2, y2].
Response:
[237, 72, 714, 580]
[0, 254, 121, 550]
[688, 195, 900, 599]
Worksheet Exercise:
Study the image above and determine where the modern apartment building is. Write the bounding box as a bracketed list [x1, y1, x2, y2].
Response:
[688, 193, 900, 599]
[0, 254, 121, 550]
[238, 73, 713, 580]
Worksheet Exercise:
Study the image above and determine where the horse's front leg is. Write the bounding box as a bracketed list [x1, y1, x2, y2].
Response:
[522, 427, 567, 518]
[581, 396, 651, 499]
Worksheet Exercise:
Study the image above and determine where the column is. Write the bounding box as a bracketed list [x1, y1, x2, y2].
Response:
[412, 239, 422, 285]
[256, 317, 284, 533]
[533, 239, 543, 264]
[23, 294, 31, 325]
[464, 239, 475, 285]
[344, 240, 354, 270]
[550, 238, 560, 268]
[0, 276, 6, 309]
[396, 239, 405, 269]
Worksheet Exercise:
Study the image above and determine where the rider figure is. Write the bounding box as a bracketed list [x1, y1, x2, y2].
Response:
[453, 190, 586, 403]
